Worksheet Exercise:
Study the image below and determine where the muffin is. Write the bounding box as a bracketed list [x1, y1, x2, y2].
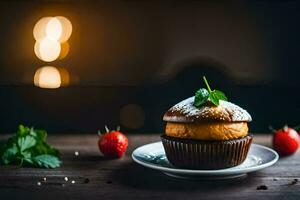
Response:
[161, 77, 253, 169]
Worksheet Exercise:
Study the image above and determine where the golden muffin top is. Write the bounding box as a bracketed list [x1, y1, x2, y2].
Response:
[165, 122, 249, 140]
[163, 97, 252, 123]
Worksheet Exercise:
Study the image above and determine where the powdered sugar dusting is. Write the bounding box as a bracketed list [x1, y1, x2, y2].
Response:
[219, 100, 252, 121]
[164, 96, 252, 122]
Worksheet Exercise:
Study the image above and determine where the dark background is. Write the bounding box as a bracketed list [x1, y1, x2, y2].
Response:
[0, 1, 299, 134]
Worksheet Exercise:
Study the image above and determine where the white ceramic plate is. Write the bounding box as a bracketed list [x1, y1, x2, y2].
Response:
[132, 141, 279, 180]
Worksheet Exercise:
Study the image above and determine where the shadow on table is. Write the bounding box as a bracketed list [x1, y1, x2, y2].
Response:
[110, 161, 258, 191]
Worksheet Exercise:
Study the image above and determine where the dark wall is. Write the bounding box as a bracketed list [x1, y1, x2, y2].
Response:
[0, 1, 299, 133]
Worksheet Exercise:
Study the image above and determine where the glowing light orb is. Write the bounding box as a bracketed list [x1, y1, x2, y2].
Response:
[46, 17, 63, 41]
[34, 41, 42, 60]
[33, 16, 72, 62]
[56, 16, 72, 43]
[33, 17, 51, 41]
[58, 42, 70, 60]
[35, 38, 61, 62]
[34, 66, 61, 89]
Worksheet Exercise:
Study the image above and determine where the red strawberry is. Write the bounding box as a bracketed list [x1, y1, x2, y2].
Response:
[98, 126, 128, 158]
[272, 125, 300, 156]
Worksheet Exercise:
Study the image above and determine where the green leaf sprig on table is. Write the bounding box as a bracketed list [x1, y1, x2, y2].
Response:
[0, 125, 61, 168]
[194, 76, 228, 108]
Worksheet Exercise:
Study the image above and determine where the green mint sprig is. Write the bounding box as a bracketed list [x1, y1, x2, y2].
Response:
[194, 76, 228, 107]
[0, 125, 61, 168]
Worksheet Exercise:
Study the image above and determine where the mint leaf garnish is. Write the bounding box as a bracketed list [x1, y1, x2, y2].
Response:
[213, 89, 227, 101]
[18, 135, 36, 152]
[0, 125, 61, 168]
[194, 76, 228, 107]
[32, 154, 61, 169]
[1, 144, 18, 164]
[194, 88, 209, 107]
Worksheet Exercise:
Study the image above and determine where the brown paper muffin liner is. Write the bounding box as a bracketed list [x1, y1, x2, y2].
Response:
[161, 135, 253, 170]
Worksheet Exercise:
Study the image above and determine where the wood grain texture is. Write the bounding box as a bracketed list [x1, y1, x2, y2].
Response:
[0, 134, 299, 200]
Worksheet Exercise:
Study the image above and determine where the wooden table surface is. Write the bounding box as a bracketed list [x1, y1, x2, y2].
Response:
[0, 134, 299, 200]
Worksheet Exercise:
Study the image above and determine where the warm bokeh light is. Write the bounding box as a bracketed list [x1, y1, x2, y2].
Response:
[33, 17, 51, 41]
[34, 41, 42, 60]
[58, 67, 70, 86]
[33, 16, 72, 42]
[32, 17, 72, 88]
[35, 38, 61, 62]
[33, 16, 72, 62]
[58, 42, 70, 60]
[46, 17, 63, 41]
[56, 16, 72, 43]
[34, 66, 62, 89]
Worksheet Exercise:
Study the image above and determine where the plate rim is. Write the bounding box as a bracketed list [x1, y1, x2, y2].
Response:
[132, 141, 279, 175]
